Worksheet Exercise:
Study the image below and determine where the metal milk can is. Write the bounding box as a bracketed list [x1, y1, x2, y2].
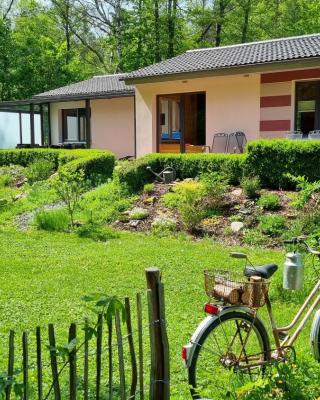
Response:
[283, 252, 303, 290]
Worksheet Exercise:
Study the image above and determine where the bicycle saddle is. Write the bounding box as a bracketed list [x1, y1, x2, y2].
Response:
[244, 264, 278, 279]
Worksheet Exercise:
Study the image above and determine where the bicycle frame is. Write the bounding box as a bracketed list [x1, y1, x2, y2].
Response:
[265, 278, 320, 352]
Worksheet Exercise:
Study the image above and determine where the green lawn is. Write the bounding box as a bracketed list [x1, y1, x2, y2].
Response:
[0, 227, 319, 398]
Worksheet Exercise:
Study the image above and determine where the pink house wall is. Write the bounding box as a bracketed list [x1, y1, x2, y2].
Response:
[91, 97, 135, 158]
[135, 73, 261, 156]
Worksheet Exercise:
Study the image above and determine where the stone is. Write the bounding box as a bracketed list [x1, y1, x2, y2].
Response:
[231, 221, 244, 233]
[231, 188, 243, 197]
[129, 207, 149, 220]
[129, 220, 140, 228]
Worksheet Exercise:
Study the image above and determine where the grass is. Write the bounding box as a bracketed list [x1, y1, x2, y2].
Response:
[0, 227, 319, 399]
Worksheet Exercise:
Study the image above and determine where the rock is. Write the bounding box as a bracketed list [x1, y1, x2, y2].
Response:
[129, 220, 140, 228]
[129, 207, 149, 220]
[231, 221, 244, 233]
[16, 178, 27, 188]
[231, 188, 243, 197]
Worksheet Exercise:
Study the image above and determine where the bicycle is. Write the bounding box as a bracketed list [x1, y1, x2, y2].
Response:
[182, 237, 320, 399]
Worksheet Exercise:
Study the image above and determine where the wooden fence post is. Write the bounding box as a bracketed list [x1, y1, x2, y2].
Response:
[145, 268, 170, 400]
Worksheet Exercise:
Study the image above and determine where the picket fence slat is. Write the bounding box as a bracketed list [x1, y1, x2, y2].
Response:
[6, 330, 14, 400]
[125, 297, 137, 398]
[22, 331, 29, 400]
[136, 293, 144, 400]
[0, 270, 170, 400]
[115, 312, 126, 400]
[36, 327, 43, 400]
[83, 318, 89, 400]
[48, 323, 61, 400]
[69, 323, 77, 400]
[107, 319, 113, 400]
[95, 313, 103, 400]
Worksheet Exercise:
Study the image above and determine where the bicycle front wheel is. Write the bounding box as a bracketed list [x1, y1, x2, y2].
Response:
[188, 310, 270, 399]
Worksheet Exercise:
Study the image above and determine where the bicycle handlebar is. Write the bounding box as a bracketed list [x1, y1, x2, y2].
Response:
[284, 237, 320, 256]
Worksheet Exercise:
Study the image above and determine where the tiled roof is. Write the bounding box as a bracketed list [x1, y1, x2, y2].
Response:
[125, 33, 320, 81]
[33, 74, 134, 101]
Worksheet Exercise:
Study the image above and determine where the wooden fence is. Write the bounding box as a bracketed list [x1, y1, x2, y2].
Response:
[0, 268, 169, 400]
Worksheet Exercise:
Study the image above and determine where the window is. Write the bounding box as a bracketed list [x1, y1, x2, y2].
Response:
[62, 108, 87, 142]
[295, 81, 320, 134]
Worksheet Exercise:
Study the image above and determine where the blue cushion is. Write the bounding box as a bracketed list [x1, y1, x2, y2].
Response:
[161, 133, 170, 140]
[172, 131, 181, 140]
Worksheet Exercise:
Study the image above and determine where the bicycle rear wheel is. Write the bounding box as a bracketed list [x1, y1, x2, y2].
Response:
[188, 311, 270, 399]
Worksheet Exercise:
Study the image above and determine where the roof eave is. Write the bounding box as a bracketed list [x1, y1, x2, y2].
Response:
[32, 90, 135, 103]
[124, 57, 320, 84]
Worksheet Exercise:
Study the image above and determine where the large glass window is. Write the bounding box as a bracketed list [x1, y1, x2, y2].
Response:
[62, 108, 87, 142]
[295, 81, 320, 134]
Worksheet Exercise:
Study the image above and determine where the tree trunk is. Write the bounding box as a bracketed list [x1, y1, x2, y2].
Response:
[241, 0, 251, 43]
[154, 0, 161, 62]
[167, 0, 177, 58]
[215, 0, 227, 47]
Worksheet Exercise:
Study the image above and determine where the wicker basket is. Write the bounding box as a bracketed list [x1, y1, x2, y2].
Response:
[204, 270, 270, 308]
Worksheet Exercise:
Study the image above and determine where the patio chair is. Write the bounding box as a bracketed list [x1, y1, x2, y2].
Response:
[308, 130, 320, 140]
[210, 132, 229, 153]
[286, 130, 303, 140]
[226, 131, 247, 153]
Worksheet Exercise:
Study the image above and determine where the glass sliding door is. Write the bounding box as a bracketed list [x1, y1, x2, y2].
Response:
[158, 92, 206, 153]
[295, 81, 320, 134]
[158, 95, 182, 153]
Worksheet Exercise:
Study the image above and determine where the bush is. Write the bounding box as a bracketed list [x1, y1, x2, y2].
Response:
[151, 216, 177, 236]
[245, 139, 320, 188]
[77, 223, 119, 242]
[25, 160, 54, 184]
[143, 183, 155, 193]
[259, 215, 286, 236]
[200, 172, 229, 207]
[241, 176, 261, 198]
[0, 149, 115, 183]
[0, 174, 12, 187]
[116, 153, 245, 192]
[257, 192, 280, 210]
[242, 229, 267, 246]
[178, 189, 205, 232]
[0, 164, 25, 185]
[35, 208, 70, 232]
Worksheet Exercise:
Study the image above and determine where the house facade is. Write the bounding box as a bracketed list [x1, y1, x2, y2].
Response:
[0, 74, 135, 159]
[124, 33, 320, 157]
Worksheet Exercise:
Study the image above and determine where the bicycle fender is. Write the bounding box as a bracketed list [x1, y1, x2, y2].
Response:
[183, 306, 255, 368]
[310, 309, 320, 361]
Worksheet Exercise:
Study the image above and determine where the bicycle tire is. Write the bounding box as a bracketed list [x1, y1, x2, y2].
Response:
[188, 310, 270, 399]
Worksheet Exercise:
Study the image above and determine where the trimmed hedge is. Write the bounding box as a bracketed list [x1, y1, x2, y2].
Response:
[245, 139, 320, 188]
[0, 149, 115, 179]
[116, 153, 246, 192]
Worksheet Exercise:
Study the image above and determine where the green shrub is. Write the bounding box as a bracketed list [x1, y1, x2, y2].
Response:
[257, 192, 280, 210]
[25, 159, 54, 184]
[129, 208, 149, 220]
[259, 214, 286, 236]
[35, 208, 70, 232]
[242, 229, 267, 246]
[143, 183, 155, 193]
[200, 172, 229, 207]
[116, 153, 245, 192]
[0, 174, 12, 187]
[52, 169, 86, 227]
[0, 149, 115, 183]
[151, 216, 177, 236]
[161, 180, 204, 209]
[245, 139, 320, 188]
[178, 189, 205, 231]
[241, 176, 261, 198]
[286, 174, 320, 209]
[77, 223, 119, 242]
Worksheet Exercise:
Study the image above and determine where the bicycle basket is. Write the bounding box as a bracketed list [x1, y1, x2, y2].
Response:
[204, 269, 270, 308]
